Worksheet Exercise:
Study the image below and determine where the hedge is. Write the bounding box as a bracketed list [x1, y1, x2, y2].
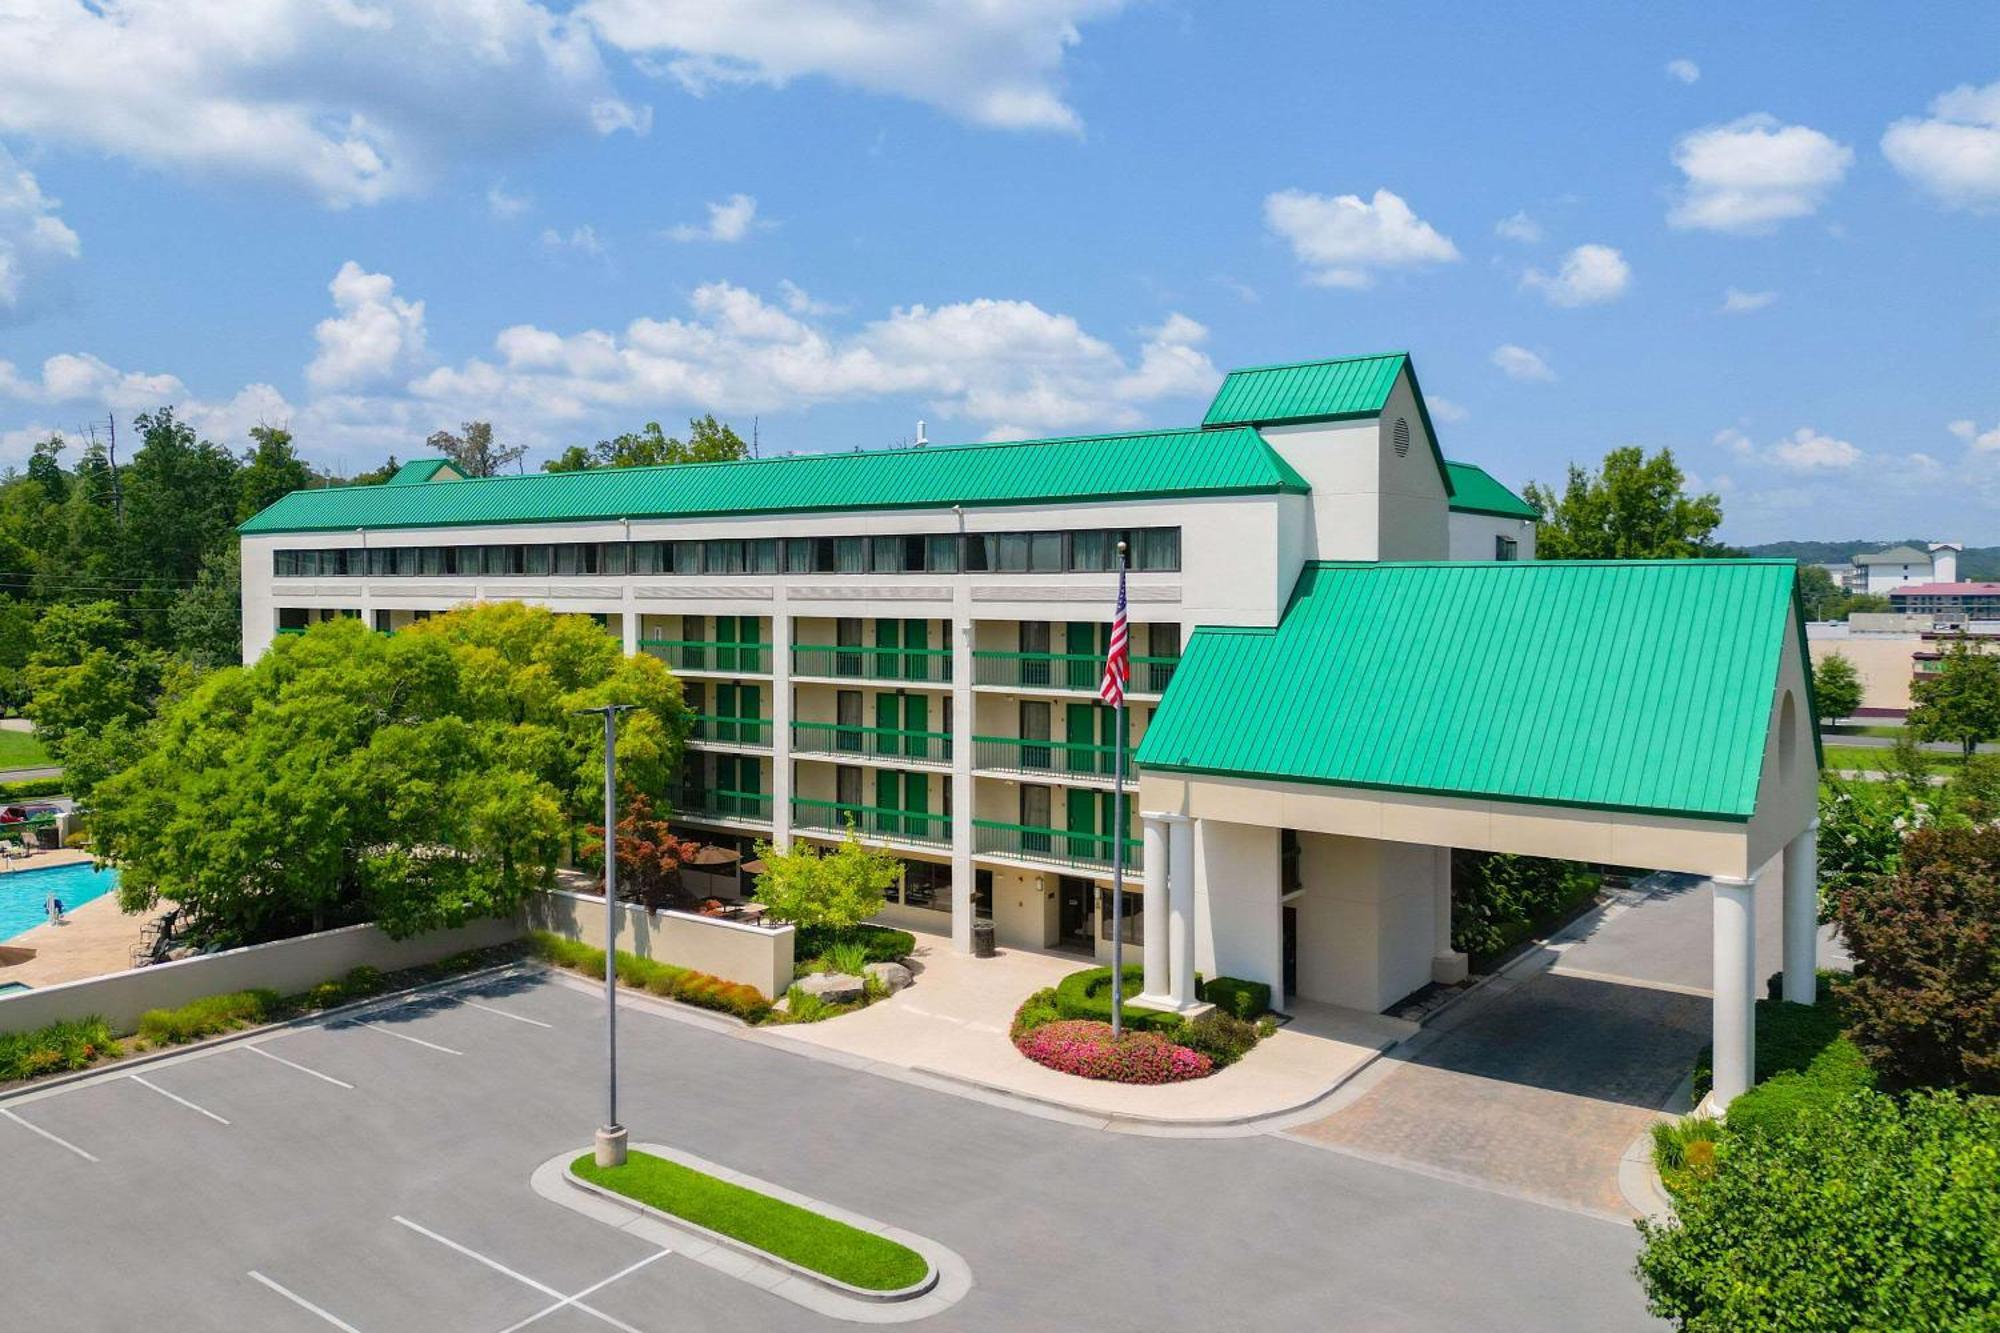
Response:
[1201, 976, 1271, 1019]
[0, 1015, 120, 1082]
[1052, 965, 1184, 1034]
[793, 923, 915, 967]
[1692, 973, 1850, 1100]
[528, 930, 770, 1023]
[0, 777, 66, 801]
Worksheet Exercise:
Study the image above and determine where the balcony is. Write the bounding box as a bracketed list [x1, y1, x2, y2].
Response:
[791, 644, 952, 684]
[687, 714, 772, 748]
[972, 820, 1140, 872]
[791, 722, 953, 765]
[792, 799, 951, 849]
[971, 652, 1178, 694]
[641, 639, 772, 674]
[672, 789, 773, 827]
[971, 736, 1136, 784]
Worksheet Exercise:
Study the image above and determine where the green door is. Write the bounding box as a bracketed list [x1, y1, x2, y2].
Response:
[714, 615, 737, 673]
[902, 692, 930, 761]
[715, 683, 738, 743]
[874, 619, 900, 681]
[1066, 703, 1098, 776]
[904, 772, 930, 840]
[876, 769, 900, 836]
[875, 693, 901, 757]
[738, 684, 760, 745]
[1065, 622, 1100, 690]
[1066, 787, 1097, 861]
[902, 618, 930, 681]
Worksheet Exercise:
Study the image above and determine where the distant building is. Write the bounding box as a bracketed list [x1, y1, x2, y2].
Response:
[1889, 582, 2000, 621]
[1852, 541, 1961, 595]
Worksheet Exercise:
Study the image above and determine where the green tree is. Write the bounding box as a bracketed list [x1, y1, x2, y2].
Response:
[1521, 446, 1723, 560]
[543, 416, 750, 472]
[751, 825, 901, 933]
[426, 421, 525, 478]
[20, 600, 186, 791]
[237, 425, 313, 520]
[25, 436, 67, 506]
[0, 598, 35, 714]
[350, 454, 403, 486]
[1810, 651, 1862, 726]
[169, 545, 243, 670]
[1909, 643, 2000, 757]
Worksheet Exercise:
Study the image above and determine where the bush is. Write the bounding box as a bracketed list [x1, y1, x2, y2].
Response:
[0, 777, 66, 800]
[823, 940, 869, 977]
[530, 931, 603, 972]
[1636, 1090, 2000, 1330]
[1015, 1020, 1212, 1084]
[794, 924, 914, 967]
[1650, 1116, 1724, 1197]
[1450, 850, 1599, 958]
[1835, 823, 2000, 1092]
[669, 971, 770, 1023]
[528, 930, 765, 1022]
[0, 1015, 120, 1082]
[1692, 981, 1853, 1100]
[1201, 976, 1271, 1019]
[137, 988, 279, 1045]
[1176, 1009, 1262, 1067]
[1011, 986, 1064, 1040]
[1052, 965, 1183, 1034]
[782, 985, 832, 1024]
[1725, 1038, 1876, 1138]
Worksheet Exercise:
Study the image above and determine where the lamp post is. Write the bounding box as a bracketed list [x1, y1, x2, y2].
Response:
[575, 703, 635, 1167]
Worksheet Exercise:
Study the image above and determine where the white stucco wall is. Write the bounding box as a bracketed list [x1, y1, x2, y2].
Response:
[1193, 818, 1283, 1007]
[1290, 833, 1440, 1012]
[1448, 510, 1538, 561]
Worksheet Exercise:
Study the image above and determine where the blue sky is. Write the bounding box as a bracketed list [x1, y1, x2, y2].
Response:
[1, 2, 1996, 544]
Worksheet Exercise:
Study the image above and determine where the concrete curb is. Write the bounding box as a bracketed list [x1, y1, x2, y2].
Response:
[1617, 1070, 1696, 1221]
[531, 1147, 973, 1324]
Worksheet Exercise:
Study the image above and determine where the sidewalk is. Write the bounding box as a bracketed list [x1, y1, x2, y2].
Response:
[753, 939, 1415, 1126]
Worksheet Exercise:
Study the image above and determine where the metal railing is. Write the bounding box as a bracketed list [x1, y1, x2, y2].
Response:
[791, 721, 953, 763]
[673, 789, 773, 825]
[972, 819, 1140, 871]
[970, 735, 1136, 780]
[640, 639, 772, 673]
[791, 799, 951, 847]
[688, 715, 773, 747]
[790, 643, 953, 684]
[971, 651, 1178, 692]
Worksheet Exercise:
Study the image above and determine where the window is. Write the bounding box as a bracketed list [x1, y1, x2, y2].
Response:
[783, 538, 814, 574]
[869, 535, 904, 573]
[394, 547, 418, 576]
[1281, 829, 1302, 894]
[523, 544, 551, 576]
[1029, 531, 1063, 572]
[1138, 527, 1180, 571]
[1495, 535, 1519, 562]
[835, 536, 865, 574]
[926, 535, 959, 573]
[836, 765, 864, 808]
[600, 542, 628, 576]
[750, 539, 778, 574]
[704, 539, 744, 574]
[963, 534, 993, 572]
[630, 541, 663, 575]
[274, 551, 298, 577]
[1098, 888, 1142, 944]
[277, 606, 310, 629]
[997, 532, 1029, 572]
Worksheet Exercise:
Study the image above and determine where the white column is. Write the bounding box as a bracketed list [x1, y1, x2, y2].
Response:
[1782, 821, 1819, 1005]
[1430, 845, 1468, 984]
[1708, 873, 1758, 1108]
[1167, 814, 1196, 1008]
[768, 601, 793, 852]
[620, 600, 639, 656]
[949, 608, 976, 953]
[1139, 815, 1170, 1000]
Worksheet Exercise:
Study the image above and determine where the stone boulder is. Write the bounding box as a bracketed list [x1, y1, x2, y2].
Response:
[794, 971, 866, 1004]
[864, 961, 913, 993]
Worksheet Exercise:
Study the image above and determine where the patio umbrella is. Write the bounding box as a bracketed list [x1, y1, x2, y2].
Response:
[684, 844, 742, 868]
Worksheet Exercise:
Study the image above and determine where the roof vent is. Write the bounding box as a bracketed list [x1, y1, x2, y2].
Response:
[914, 420, 928, 448]
[1392, 417, 1411, 458]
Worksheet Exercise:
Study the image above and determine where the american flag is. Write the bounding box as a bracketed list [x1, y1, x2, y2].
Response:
[1099, 564, 1129, 708]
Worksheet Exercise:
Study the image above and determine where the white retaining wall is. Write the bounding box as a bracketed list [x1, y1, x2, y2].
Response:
[0, 916, 523, 1036]
[526, 890, 795, 1000]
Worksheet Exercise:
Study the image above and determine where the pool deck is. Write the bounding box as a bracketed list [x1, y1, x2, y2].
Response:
[0, 852, 152, 989]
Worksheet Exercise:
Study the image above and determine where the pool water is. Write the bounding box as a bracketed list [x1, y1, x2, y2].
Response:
[0, 862, 120, 941]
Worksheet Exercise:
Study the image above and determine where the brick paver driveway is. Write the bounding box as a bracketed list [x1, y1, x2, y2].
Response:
[1284, 970, 1707, 1218]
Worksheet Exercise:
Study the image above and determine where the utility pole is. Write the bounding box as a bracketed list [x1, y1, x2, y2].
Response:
[575, 702, 636, 1167]
[106, 414, 125, 523]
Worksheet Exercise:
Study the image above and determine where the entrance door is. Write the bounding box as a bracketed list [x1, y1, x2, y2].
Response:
[1057, 876, 1094, 952]
[1283, 905, 1298, 1004]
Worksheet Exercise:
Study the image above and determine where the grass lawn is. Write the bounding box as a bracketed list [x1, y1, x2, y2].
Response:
[1822, 745, 1963, 775]
[572, 1150, 929, 1292]
[0, 730, 51, 769]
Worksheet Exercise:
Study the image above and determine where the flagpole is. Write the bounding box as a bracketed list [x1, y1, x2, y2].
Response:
[1110, 541, 1128, 1039]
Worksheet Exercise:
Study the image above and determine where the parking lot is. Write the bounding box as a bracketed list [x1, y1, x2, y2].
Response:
[0, 967, 1662, 1331]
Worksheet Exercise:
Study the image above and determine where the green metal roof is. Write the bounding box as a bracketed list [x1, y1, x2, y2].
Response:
[386, 458, 465, 485]
[241, 427, 1310, 534]
[1443, 461, 1538, 520]
[1136, 559, 1808, 820]
[1202, 353, 1410, 427]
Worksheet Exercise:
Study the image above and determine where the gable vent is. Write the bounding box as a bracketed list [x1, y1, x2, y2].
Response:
[1392, 417, 1411, 458]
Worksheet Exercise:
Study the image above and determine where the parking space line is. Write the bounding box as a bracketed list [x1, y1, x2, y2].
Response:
[493, 1250, 670, 1333]
[391, 1216, 648, 1333]
[129, 1074, 231, 1125]
[245, 1043, 356, 1089]
[0, 1106, 99, 1162]
[461, 1000, 555, 1030]
[247, 1271, 365, 1332]
[358, 1022, 462, 1056]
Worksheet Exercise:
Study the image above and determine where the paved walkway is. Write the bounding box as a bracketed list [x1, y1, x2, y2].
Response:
[758, 938, 1414, 1125]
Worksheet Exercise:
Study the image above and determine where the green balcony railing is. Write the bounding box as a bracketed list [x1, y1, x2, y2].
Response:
[971, 735, 1137, 780]
[973, 819, 1140, 871]
[790, 643, 953, 684]
[791, 722, 953, 763]
[971, 651, 1178, 692]
[688, 714, 773, 747]
[674, 789, 773, 824]
[640, 639, 772, 673]
[275, 626, 307, 636]
[792, 798, 951, 847]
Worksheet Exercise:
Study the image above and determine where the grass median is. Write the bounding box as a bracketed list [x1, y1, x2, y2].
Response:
[570, 1149, 928, 1292]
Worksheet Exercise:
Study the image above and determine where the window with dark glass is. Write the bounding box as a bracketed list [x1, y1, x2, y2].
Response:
[1495, 535, 1519, 562]
[835, 536, 864, 574]
[750, 539, 778, 574]
[1139, 526, 1180, 571]
[927, 535, 959, 573]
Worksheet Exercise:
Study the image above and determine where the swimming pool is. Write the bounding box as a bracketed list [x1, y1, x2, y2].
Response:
[1, 862, 120, 942]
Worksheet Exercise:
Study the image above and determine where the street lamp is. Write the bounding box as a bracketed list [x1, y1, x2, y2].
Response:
[574, 702, 635, 1167]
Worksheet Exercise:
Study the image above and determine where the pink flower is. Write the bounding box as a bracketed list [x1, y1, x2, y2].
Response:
[1014, 1020, 1214, 1084]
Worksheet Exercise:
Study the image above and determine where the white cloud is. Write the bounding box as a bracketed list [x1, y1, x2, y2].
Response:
[0, 352, 185, 408]
[1521, 243, 1630, 307]
[0, 144, 80, 318]
[1493, 211, 1543, 244]
[1718, 424, 1863, 471]
[306, 262, 429, 393]
[487, 182, 532, 218]
[1719, 287, 1778, 313]
[580, 0, 1127, 134]
[541, 224, 606, 256]
[777, 279, 840, 316]
[1263, 187, 1460, 288]
[1491, 345, 1555, 382]
[1949, 419, 2000, 452]
[0, 1, 645, 208]
[1883, 80, 2000, 210]
[667, 194, 764, 243]
[1427, 395, 1469, 423]
[1669, 115, 1853, 233]
[1666, 59, 1701, 85]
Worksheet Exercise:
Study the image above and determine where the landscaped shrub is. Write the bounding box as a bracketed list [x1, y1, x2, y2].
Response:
[669, 971, 771, 1022]
[1649, 1116, 1724, 1197]
[530, 931, 602, 972]
[1201, 976, 1271, 1019]
[1723, 1038, 1876, 1139]
[528, 929, 766, 1022]
[794, 923, 914, 967]
[1636, 1090, 2000, 1330]
[1835, 823, 2000, 1092]
[1175, 1009, 1262, 1067]
[782, 984, 832, 1023]
[1449, 850, 1599, 959]
[1011, 986, 1064, 1040]
[1015, 1020, 1212, 1084]
[823, 940, 869, 977]
[1052, 965, 1184, 1033]
[0, 1015, 120, 1082]
[0, 777, 66, 800]
[1691, 980, 1853, 1100]
[137, 988, 279, 1045]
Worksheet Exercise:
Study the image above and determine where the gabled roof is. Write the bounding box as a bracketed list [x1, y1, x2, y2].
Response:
[1854, 545, 1932, 564]
[1202, 353, 1410, 428]
[386, 458, 466, 486]
[240, 427, 1310, 534]
[1443, 461, 1537, 520]
[1136, 559, 1807, 820]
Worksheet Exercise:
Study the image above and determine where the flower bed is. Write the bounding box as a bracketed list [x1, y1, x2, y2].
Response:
[1014, 1019, 1212, 1084]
